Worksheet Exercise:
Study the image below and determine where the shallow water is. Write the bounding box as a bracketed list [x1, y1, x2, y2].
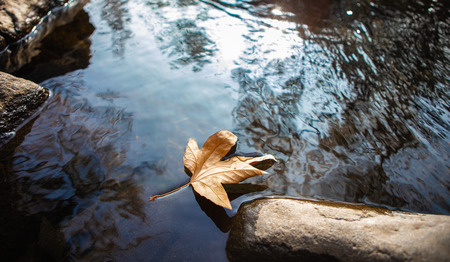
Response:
[0, 0, 449, 260]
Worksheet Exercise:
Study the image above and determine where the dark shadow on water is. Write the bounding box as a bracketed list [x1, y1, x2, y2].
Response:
[14, 10, 95, 83]
[0, 117, 42, 261]
[0, 77, 157, 260]
[194, 183, 268, 233]
[194, 189, 233, 233]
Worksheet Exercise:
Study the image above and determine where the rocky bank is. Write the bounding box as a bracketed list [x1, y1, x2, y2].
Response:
[0, 0, 71, 50]
[0, 0, 90, 147]
[0, 71, 49, 147]
[0, 0, 58, 146]
[227, 198, 450, 261]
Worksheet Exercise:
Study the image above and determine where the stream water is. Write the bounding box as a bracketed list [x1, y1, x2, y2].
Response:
[1, 0, 449, 261]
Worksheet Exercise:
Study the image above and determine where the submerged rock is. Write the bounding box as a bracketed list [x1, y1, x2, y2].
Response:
[227, 198, 450, 262]
[0, 72, 49, 147]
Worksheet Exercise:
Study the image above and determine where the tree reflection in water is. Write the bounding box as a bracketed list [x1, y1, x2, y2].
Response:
[227, 0, 449, 213]
[150, 0, 216, 71]
[135, 0, 449, 214]
[102, 0, 133, 57]
[0, 74, 159, 259]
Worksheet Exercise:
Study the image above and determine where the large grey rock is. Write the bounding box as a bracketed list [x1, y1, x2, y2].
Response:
[0, 71, 49, 146]
[227, 198, 450, 262]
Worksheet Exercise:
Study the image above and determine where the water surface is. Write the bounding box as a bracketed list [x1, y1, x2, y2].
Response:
[0, 0, 449, 260]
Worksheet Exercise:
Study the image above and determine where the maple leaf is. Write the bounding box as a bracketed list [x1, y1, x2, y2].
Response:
[149, 130, 276, 209]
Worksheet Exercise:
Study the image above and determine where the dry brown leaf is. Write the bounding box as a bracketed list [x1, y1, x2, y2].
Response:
[150, 130, 276, 209]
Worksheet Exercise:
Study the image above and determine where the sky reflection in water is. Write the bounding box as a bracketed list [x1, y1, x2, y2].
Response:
[0, 0, 449, 261]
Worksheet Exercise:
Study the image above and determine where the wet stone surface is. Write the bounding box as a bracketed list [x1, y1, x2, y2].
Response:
[0, 0, 90, 73]
[0, 72, 49, 147]
[0, 0, 71, 50]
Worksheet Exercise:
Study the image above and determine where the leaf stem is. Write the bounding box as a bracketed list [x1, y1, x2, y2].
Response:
[149, 182, 191, 201]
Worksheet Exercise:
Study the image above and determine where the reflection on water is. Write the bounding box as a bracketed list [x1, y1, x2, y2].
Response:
[149, 0, 216, 71]
[157, 18, 215, 71]
[102, 0, 132, 56]
[15, 10, 95, 83]
[232, 0, 450, 214]
[0, 0, 449, 260]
